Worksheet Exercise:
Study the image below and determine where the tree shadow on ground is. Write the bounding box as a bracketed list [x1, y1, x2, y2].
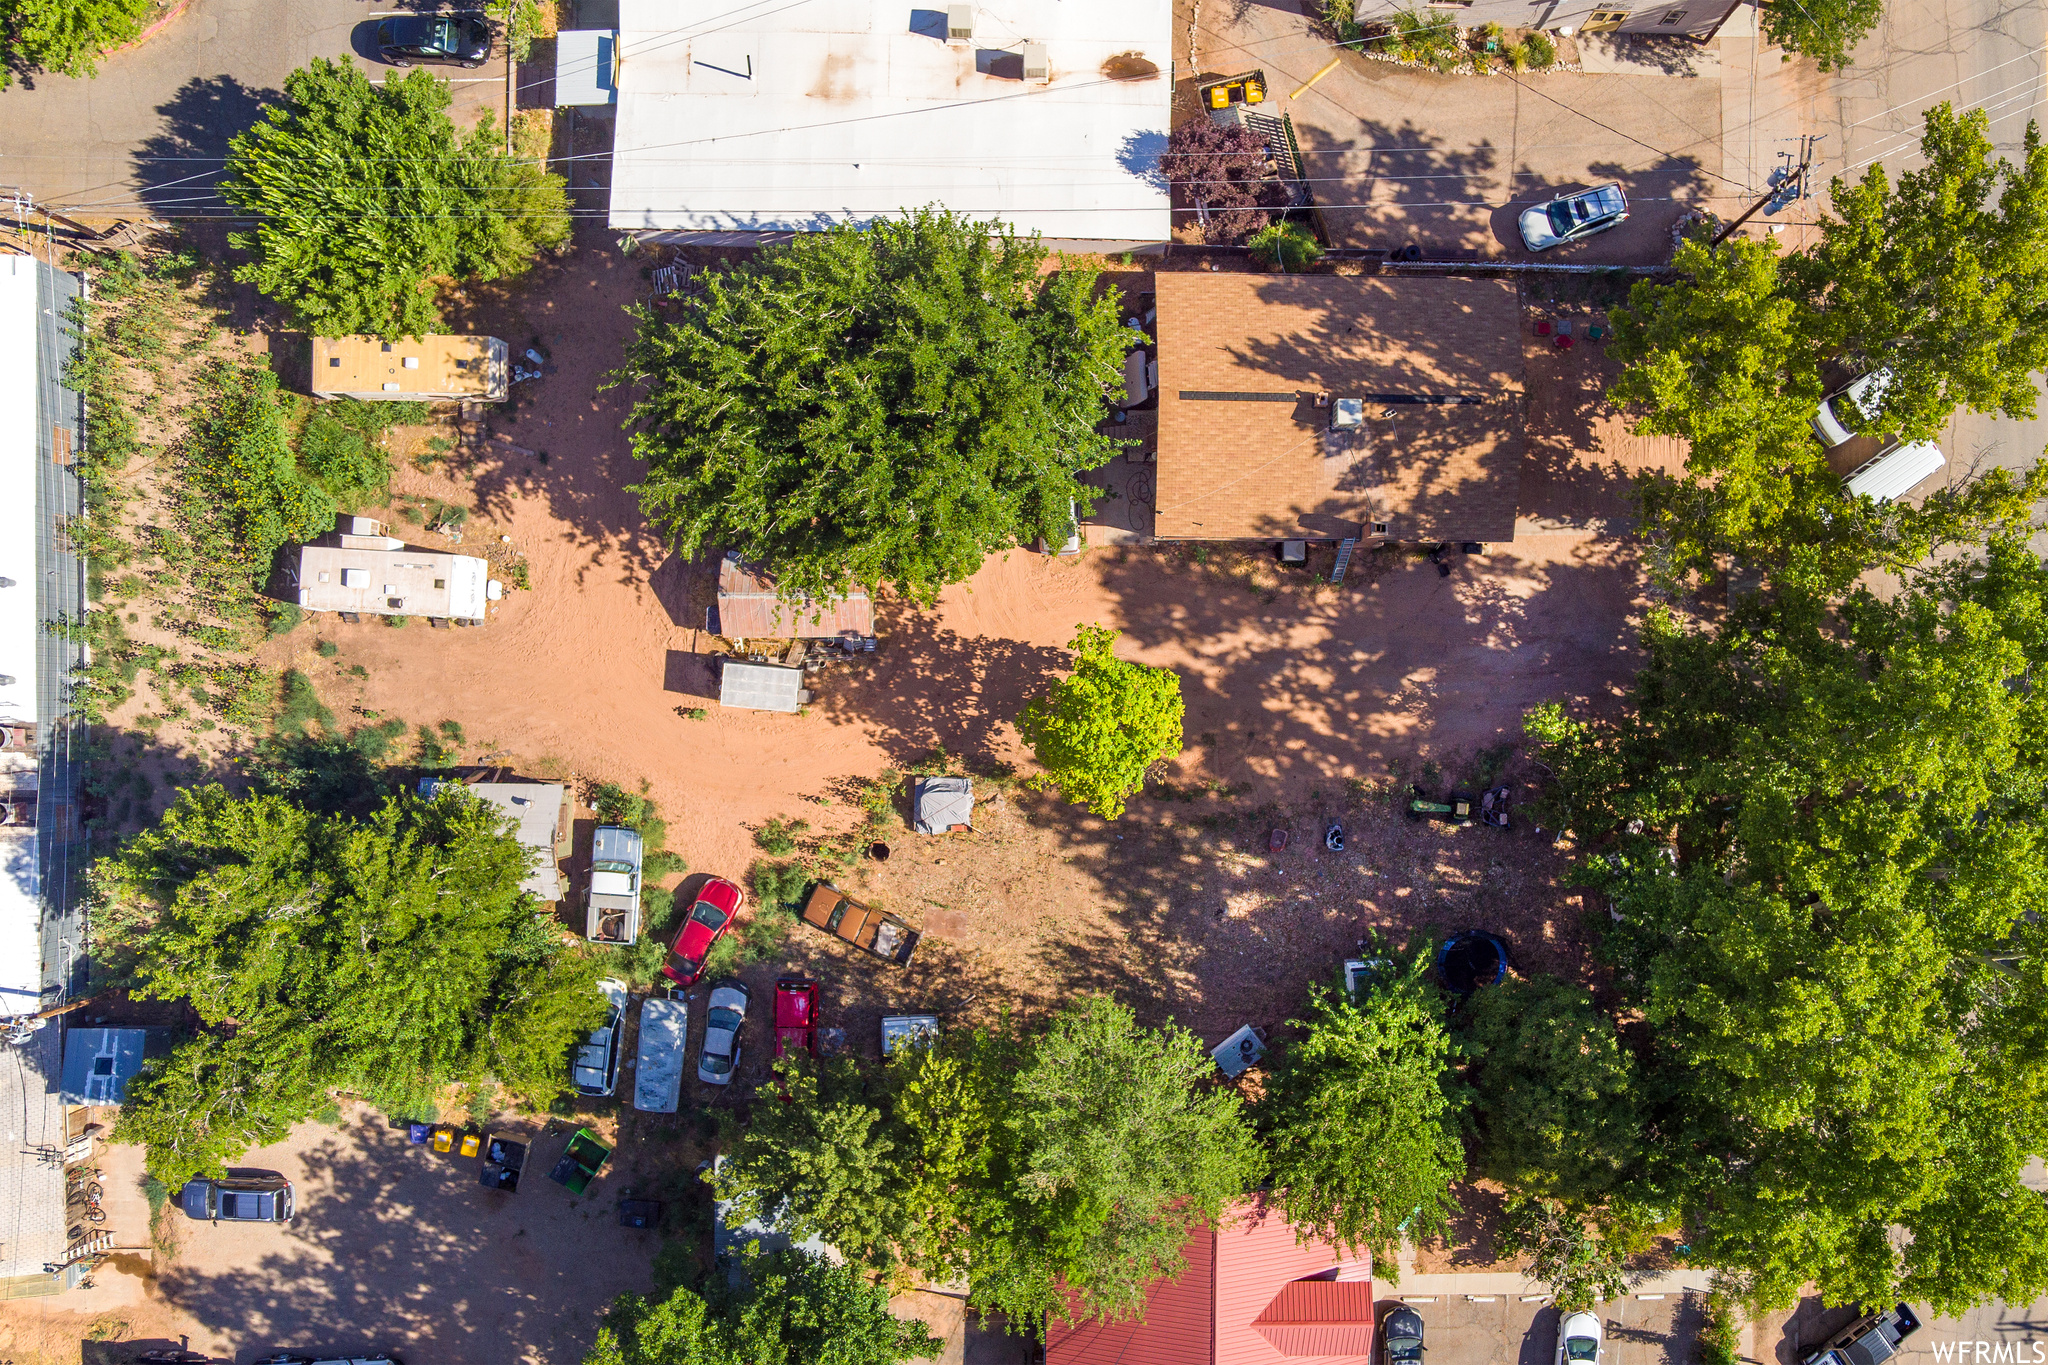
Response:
[130, 75, 280, 217]
[444, 221, 668, 590]
[813, 603, 1072, 770]
[1293, 118, 1503, 254]
[128, 1106, 665, 1363]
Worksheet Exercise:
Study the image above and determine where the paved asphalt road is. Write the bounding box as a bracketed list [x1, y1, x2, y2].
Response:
[0, 0, 507, 217]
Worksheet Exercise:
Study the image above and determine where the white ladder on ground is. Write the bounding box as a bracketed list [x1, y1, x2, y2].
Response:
[1329, 538, 1358, 585]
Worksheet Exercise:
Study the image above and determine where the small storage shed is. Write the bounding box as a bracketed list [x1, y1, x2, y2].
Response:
[720, 660, 806, 713]
[913, 776, 974, 834]
[60, 1027, 150, 1105]
[420, 778, 568, 901]
[713, 554, 874, 642]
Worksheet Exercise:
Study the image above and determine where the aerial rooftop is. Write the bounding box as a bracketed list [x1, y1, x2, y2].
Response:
[608, 0, 1173, 247]
[1153, 274, 1526, 544]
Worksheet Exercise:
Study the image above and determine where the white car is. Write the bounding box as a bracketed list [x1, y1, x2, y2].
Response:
[1812, 367, 1896, 447]
[1556, 1311, 1603, 1365]
[1518, 183, 1628, 251]
[698, 980, 751, 1086]
[1813, 368, 1946, 503]
[573, 977, 629, 1097]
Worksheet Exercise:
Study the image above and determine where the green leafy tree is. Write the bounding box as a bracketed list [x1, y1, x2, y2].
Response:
[1496, 1195, 1636, 1313]
[1608, 153, 2048, 592]
[1607, 235, 1826, 557]
[889, 1022, 1022, 1281]
[0, 0, 156, 87]
[996, 995, 1264, 1326]
[1017, 625, 1184, 820]
[1756, 0, 1883, 74]
[1788, 105, 2048, 441]
[1524, 531, 2048, 1312]
[618, 207, 1131, 604]
[1460, 975, 1643, 1207]
[221, 57, 570, 338]
[586, 1250, 941, 1365]
[1251, 954, 1465, 1267]
[100, 784, 607, 1186]
[715, 1056, 909, 1268]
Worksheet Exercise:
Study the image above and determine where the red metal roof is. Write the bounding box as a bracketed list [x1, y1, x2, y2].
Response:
[1045, 1199, 1373, 1365]
[714, 556, 873, 639]
[1251, 1281, 1378, 1357]
[1047, 1227, 1215, 1365]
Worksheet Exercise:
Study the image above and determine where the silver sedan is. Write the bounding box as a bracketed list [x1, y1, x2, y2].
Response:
[697, 980, 752, 1086]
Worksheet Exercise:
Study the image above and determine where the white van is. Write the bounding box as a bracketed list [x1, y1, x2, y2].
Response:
[1812, 368, 1945, 503]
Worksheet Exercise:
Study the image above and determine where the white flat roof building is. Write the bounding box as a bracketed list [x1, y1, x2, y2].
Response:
[608, 0, 1173, 249]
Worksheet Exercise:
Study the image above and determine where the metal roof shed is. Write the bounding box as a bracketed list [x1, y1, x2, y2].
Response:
[913, 776, 974, 834]
[556, 29, 617, 106]
[720, 660, 805, 713]
[60, 1027, 149, 1105]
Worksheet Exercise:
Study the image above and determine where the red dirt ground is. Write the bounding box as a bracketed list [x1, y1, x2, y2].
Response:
[5, 229, 1683, 1361]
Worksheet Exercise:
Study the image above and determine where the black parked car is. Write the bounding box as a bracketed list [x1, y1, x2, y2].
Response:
[375, 13, 492, 67]
[179, 1168, 294, 1223]
[1383, 1305, 1426, 1365]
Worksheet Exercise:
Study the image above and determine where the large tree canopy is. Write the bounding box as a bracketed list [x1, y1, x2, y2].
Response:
[618, 208, 1132, 604]
[100, 785, 606, 1186]
[1524, 529, 2048, 1312]
[1788, 106, 2048, 442]
[1251, 955, 1465, 1267]
[1608, 106, 2048, 589]
[1757, 0, 1884, 74]
[0, 0, 155, 87]
[585, 1250, 941, 1365]
[714, 996, 1263, 1332]
[221, 57, 570, 338]
[1460, 974, 1646, 1210]
[1017, 625, 1185, 821]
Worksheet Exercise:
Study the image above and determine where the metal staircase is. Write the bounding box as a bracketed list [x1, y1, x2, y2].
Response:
[1329, 538, 1358, 585]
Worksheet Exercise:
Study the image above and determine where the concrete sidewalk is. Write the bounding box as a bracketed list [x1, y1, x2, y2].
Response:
[1385, 1267, 1713, 1301]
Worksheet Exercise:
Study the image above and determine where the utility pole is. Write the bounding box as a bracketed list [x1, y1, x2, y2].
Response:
[1711, 134, 1818, 248]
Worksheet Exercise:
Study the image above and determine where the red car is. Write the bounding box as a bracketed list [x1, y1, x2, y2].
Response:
[660, 877, 743, 987]
[774, 977, 820, 1060]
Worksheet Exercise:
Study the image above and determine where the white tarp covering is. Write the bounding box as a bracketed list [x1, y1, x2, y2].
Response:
[0, 257, 41, 728]
[635, 996, 688, 1113]
[609, 0, 1172, 244]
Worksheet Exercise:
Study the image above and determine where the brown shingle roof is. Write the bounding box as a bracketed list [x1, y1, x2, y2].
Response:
[1154, 273, 1524, 543]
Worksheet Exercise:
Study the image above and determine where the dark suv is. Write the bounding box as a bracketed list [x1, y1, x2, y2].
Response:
[375, 14, 492, 67]
[180, 1168, 295, 1223]
[1800, 1305, 1922, 1365]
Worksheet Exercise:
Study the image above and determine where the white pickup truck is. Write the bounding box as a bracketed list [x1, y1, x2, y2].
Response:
[586, 825, 644, 945]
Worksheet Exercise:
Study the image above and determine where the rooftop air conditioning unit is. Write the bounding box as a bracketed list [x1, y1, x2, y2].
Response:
[1022, 42, 1048, 82]
[946, 4, 974, 45]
